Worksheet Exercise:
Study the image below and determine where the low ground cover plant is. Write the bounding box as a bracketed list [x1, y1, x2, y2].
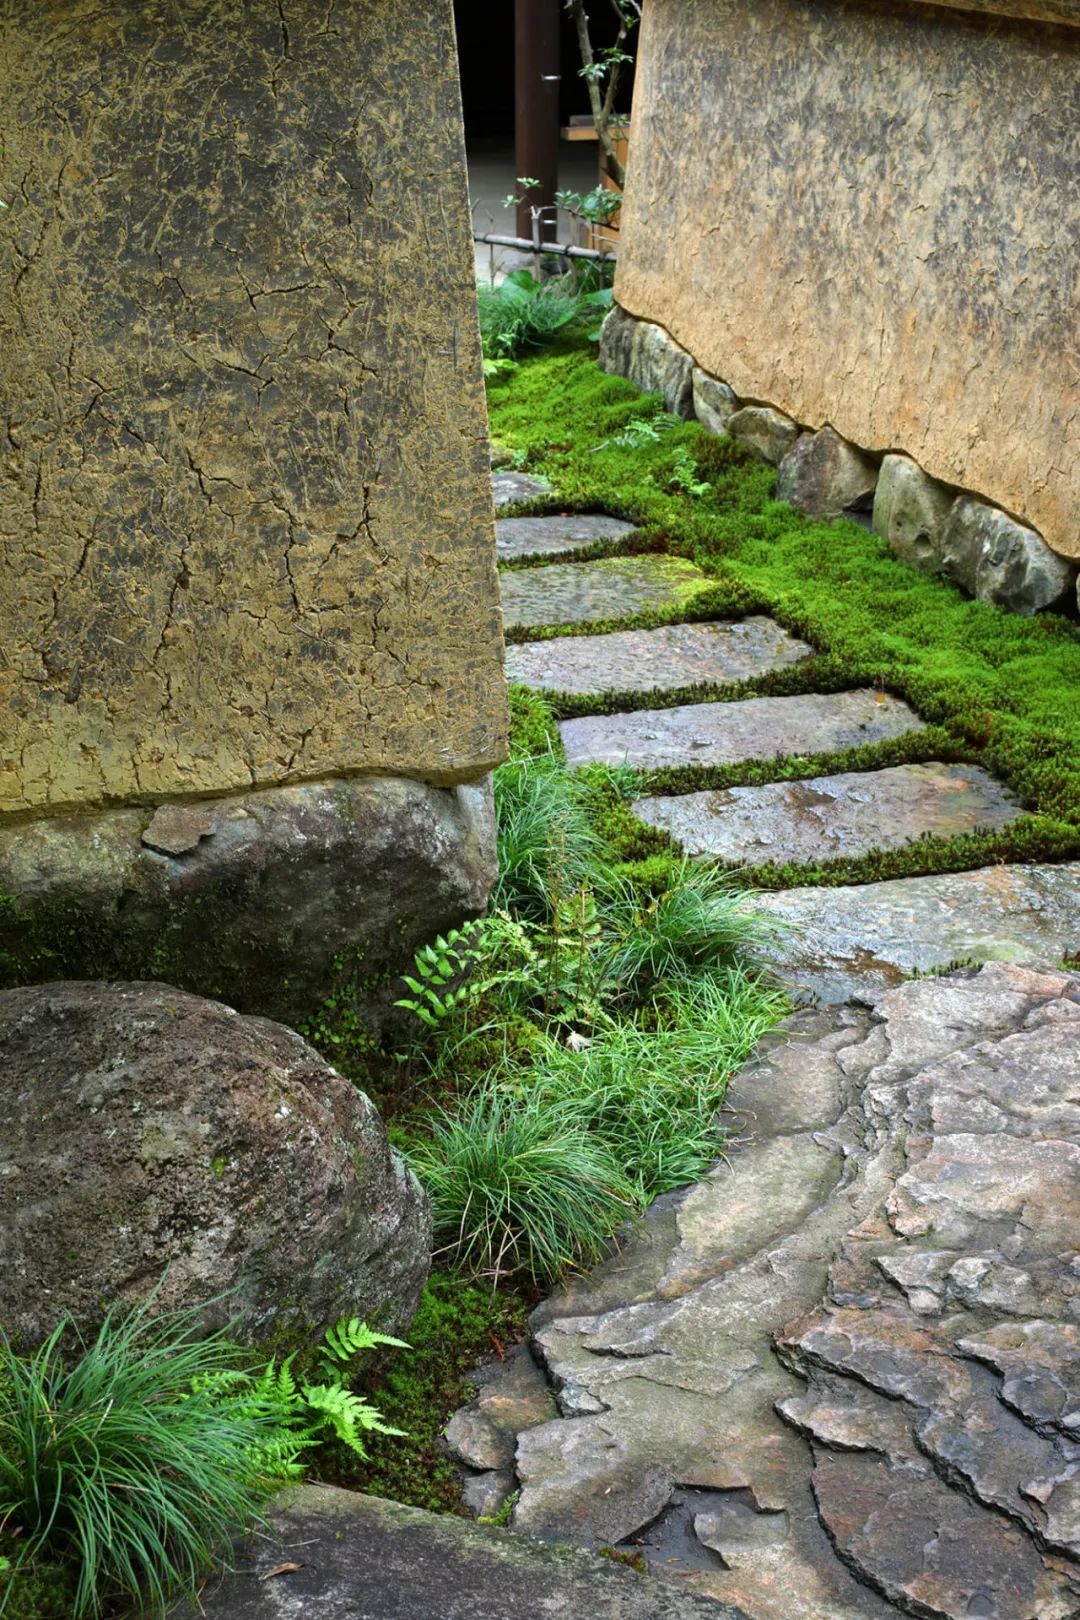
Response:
[477, 268, 612, 367]
[0, 1302, 403, 1619]
[390, 728, 787, 1285]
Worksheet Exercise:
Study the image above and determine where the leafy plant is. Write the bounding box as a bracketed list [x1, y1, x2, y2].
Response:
[649, 446, 712, 498]
[595, 409, 680, 452]
[396, 913, 541, 1031]
[254, 1317, 408, 1464]
[477, 270, 613, 362]
[0, 1302, 287, 1619]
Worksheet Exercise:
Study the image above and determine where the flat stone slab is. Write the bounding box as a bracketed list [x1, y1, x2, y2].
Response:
[505, 617, 812, 695]
[496, 514, 636, 560]
[501, 555, 714, 631]
[560, 689, 923, 770]
[492, 470, 553, 507]
[449, 964, 1080, 1620]
[633, 762, 1021, 865]
[176, 1484, 746, 1619]
[757, 860, 1080, 1003]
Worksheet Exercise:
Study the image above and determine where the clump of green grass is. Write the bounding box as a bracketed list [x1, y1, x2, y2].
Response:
[0, 1303, 285, 1620]
[492, 747, 602, 920]
[408, 1085, 637, 1284]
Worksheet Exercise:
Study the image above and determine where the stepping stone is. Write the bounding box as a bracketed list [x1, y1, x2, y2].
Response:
[497, 514, 636, 560]
[633, 762, 1021, 866]
[501, 555, 714, 632]
[505, 617, 812, 695]
[492, 469, 552, 507]
[560, 689, 923, 770]
[757, 860, 1080, 1004]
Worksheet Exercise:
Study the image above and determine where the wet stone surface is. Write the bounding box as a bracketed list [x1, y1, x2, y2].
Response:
[560, 690, 923, 770]
[496, 514, 636, 560]
[757, 860, 1080, 1003]
[491, 470, 553, 507]
[500, 555, 714, 631]
[446, 964, 1080, 1620]
[632, 762, 1021, 866]
[504, 617, 812, 696]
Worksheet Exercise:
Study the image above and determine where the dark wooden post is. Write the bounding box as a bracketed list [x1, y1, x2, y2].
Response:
[515, 0, 561, 243]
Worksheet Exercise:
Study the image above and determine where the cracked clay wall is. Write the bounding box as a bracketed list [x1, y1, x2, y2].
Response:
[0, 0, 507, 818]
[617, 0, 1080, 559]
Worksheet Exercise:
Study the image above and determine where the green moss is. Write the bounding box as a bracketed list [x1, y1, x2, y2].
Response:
[0, 1559, 75, 1620]
[489, 341, 1080, 882]
[315, 1274, 530, 1515]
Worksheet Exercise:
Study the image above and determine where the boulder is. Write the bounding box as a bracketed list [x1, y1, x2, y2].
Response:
[872, 453, 953, 570]
[776, 426, 879, 518]
[0, 775, 496, 1026]
[599, 304, 694, 417]
[692, 366, 738, 435]
[940, 495, 1076, 614]
[0, 980, 431, 1347]
[171, 1485, 746, 1620]
[726, 405, 799, 466]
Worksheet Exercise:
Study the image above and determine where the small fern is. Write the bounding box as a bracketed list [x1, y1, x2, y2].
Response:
[301, 1383, 405, 1458]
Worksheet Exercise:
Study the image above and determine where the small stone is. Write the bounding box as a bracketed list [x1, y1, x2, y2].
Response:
[460, 1468, 517, 1520]
[556, 1378, 607, 1417]
[727, 405, 799, 466]
[444, 1407, 513, 1472]
[141, 802, 219, 856]
[598, 305, 695, 417]
[492, 470, 553, 508]
[776, 427, 879, 519]
[940, 496, 1076, 615]
[692, 366, 738, 435]
[872, 454, 953, 572]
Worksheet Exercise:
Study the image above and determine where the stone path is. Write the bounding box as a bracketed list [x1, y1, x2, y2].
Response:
[495, 504, 1080, 986]
[632, 762, 1022, 866]
[506, 618, 811, 695]
[446, 965, 1080, 1620]
[469, 494, 1080, 1620]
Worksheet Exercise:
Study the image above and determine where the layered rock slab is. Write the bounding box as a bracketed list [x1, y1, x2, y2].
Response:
[496, 514, 636, 559]
[453, 965, 1080, 1620]
[632, 762, 1021, 866]
[756, 861, 1080, 1003]
[560, 690, 923, 770]
[500, 555, 714, 631]
[173, 1485, 748, 1619]
[505, 618, 812, 696]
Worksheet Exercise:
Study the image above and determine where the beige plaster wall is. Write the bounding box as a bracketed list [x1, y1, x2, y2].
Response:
[617, 0, 1080, 559]
[0, 0, 506, 818]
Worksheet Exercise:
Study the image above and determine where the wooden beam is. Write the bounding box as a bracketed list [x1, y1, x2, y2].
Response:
[514, 0, 561, 243]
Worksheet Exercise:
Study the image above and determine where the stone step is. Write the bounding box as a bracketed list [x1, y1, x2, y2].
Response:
[505, 617, 812, 695]
[492, 469, 553, 507]
[501, 555, 715, 632]
[756, 860, 1080, 1004]
[497, 513, 636, 560]
[633, 762, 1021, 866]
[560, 689, 923, 770]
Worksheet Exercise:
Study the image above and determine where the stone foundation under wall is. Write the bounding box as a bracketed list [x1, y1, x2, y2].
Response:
[599, 305, 1079, 620]
[0, 773, 496, 1026]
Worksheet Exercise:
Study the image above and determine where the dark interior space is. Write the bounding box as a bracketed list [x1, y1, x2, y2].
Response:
[453, 0, 635, 138]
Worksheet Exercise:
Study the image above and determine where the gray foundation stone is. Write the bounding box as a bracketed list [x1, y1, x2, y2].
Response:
[872, 453, 954, 572]
[940, 496, 1076, 615]
[776, 426, 879, 519]
[0, 775, 496, 1025]
[692, 365, 738, 434]
[599, 305, 695, 417]
[727, 405, 800, 466]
